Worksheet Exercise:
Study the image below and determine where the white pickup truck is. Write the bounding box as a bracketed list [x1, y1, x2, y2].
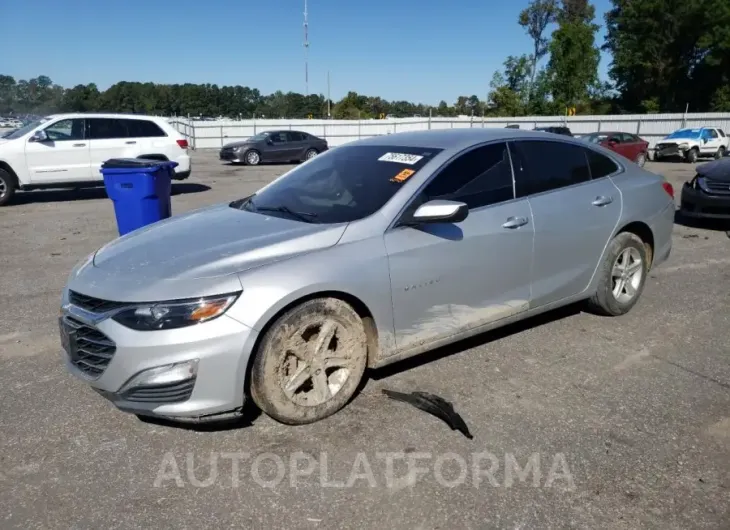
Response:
[654, 127, 729, 163]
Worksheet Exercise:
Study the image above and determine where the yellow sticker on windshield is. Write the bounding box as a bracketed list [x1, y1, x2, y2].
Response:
[390, 168, 415, 183]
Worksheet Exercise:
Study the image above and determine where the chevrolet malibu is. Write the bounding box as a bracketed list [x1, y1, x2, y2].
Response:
[60, 128, 675, 425]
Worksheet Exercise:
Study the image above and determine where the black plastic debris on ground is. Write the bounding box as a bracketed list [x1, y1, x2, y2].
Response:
[382, 389, 474, 439]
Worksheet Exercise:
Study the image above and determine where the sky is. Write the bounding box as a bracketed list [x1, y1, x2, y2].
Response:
[2, 0, 614, 106]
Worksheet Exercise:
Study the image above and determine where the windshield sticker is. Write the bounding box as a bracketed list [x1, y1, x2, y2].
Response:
[390, 168, 416, 183]
[378, 152, 424, 165]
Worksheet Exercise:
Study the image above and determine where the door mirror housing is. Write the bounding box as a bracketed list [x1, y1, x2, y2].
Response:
[29, 130, 49, 143]
[409, 199, 469, 224]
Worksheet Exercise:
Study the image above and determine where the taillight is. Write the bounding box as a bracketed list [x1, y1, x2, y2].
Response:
[176, 139, 189, 149]
[662, 181, 674, 199]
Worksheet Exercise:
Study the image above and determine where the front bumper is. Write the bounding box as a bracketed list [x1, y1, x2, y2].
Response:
[680, 183, 730, 219]
[60, 299, 259, 421]
[654, 144, 684, 159]
[219, 147, 243, 162]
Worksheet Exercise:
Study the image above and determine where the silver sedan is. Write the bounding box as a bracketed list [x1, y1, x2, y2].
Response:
[60, 128, 675, 425]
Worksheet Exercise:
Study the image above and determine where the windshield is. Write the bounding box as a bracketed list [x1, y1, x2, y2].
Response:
[248, 132, 271, 142]
[666, 129, 701, 140]
[3, 117, 50, 140]
[231, 144, 443, 224]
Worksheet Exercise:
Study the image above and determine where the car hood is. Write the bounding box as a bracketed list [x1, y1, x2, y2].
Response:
[69, 204, 346, 302]
[659, 138, 695, 144]
[222, 140, 253, 149]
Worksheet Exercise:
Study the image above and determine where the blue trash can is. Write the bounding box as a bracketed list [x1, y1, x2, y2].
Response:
[100, 158, 178, 236]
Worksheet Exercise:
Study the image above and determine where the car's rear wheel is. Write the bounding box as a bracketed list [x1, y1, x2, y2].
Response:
[587, 232, 649, 316]
[716, 146, 726, 159]
[245, 150, 261, 166]
[686, 147, 699, 163]
[250, 298, 368, 424]
[0, 169, 17, 207]
[304, 148, 318, 161]
[635, 152, 647, 167]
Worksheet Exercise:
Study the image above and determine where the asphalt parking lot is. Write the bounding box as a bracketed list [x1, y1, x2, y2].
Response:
[2, 151, 729, 529]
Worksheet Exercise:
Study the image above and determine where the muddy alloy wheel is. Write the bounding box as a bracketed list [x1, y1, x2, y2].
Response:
[716, 146, 726, 159]
[635, 153, 646, 167]
[250, 298, 368, 425]
[245, 150, 260, 165]
[305, 148, 318, 160]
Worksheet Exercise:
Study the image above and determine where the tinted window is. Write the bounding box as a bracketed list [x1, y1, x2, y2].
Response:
[512, 140, 591, 197]
[422, 142, 514, 209]
[89, 118, 128, 140]
[126, 119, 166, 137]
[619, 133, 636, 143]
[718, 129, 726, 137]
[708, 129, 718, 139]
[231, 145, 442, 224]
[289, 132, 305, 141]
[586, 148, 620, 179]
[44, 119, 85, 141]
[270, 132, 288, 143]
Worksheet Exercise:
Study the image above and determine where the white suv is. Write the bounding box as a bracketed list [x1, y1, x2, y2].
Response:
[0, 113, 192, 206]
[654, 126, 729, 163]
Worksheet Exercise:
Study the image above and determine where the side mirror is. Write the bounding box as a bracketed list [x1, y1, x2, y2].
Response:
[29, 130, 49, 143]
[266, 138, 273, 145]
[410, 200, 469, 224]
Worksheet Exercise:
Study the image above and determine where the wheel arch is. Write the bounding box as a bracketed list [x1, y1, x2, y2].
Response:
[0, 161, 19, 186]
[137, 154, 169, 161]
[243, 290, 381, 393]
[616, 221, 655, 268]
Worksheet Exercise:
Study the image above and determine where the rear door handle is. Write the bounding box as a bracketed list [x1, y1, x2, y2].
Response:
[72, 143, 86, 147]
[125, 141, 137, 145]
[592, 195, 613, 206]
[502, 216, 528, 229]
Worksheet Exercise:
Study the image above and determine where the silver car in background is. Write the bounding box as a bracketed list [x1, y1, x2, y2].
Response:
[60, 128, 675, 425]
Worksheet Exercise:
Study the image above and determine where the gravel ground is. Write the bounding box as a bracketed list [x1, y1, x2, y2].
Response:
[1, 152, 729, 529]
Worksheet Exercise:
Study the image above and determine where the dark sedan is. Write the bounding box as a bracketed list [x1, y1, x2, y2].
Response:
[219, 130, 328, 166]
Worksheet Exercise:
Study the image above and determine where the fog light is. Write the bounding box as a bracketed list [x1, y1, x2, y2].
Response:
[121, 359, 199, 391]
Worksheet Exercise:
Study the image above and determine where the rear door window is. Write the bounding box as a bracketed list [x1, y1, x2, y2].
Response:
[511, 140, 591, 197]
[586, 148, 620, 179]
[89, 118, 128, 140]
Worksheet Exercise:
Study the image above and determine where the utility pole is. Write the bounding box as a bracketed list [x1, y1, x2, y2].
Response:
[303, 0, 309, 96]
[327, 71, 331, 118]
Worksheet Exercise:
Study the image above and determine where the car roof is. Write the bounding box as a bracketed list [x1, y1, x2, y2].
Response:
[46, 112, 168, 122]
[353, 127, 576, 151]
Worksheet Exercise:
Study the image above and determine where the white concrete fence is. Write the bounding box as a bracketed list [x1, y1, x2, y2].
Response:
[168, 112, 730, 151]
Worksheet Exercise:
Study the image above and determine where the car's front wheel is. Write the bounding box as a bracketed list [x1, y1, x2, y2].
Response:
[245, 150, 261, 166]
[587, 232, 649, 316]
[0, 168, 17, 207]
[250, 298, 368, 424]
[686, 147, 699, 163]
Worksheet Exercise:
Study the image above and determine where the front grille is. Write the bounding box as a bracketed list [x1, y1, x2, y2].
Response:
[121, 379, 196, 403]
[69, 290, 128, 313]
[63, 316, 117, 378]
[703, 178, 730, 195]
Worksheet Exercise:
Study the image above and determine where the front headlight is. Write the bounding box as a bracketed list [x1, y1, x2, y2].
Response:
[678, 143, 689, 150]
[112, 292, 240, 331]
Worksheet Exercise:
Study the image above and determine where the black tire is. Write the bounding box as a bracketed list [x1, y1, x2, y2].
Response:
[686, 147, 699, 163]
[0, 168, 17, 207]
[303, 148, 318, 162]
[250, 298, 368, 425]
[244, 150, 261, 166]
[716, 146, 726, 160]
[586, 232, 649, 317]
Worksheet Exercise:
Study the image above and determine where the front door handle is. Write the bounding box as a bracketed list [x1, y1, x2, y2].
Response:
[592, 195, 613, 206]
[502, 216, 528, 229]
[72, 143, 86, 147]
[125, 141, 136, 145]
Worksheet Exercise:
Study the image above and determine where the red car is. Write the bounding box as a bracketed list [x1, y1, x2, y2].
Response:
[582, 131, 649, 167]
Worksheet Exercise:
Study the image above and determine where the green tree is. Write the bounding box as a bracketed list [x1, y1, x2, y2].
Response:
[518, 0, 558, 95]
[546, 0, 600, 111]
